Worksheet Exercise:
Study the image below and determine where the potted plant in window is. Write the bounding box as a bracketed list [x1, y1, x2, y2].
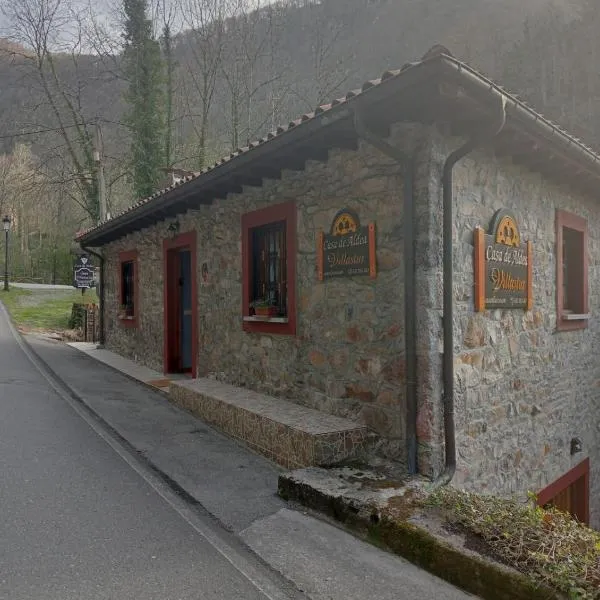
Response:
[251, 299, 278, 318]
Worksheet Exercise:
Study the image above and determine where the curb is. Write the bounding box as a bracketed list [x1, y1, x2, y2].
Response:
[278, 472, 563, 600]
[16, 329, 286, 529]
[18, 332, 206, 511]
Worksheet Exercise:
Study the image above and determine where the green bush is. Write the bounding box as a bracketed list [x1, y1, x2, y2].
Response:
[427, 488, 600, 599]
[68, 303, 87, 329]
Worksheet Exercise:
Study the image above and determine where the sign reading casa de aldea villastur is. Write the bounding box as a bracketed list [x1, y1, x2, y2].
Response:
[474, 209, 533, 311]
[317, 208, 376, 280]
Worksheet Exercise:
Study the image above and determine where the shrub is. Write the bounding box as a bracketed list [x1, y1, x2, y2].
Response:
[427, 488, 600, 599]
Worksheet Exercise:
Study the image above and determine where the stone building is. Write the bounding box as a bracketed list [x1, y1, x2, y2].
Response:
[78, 47, 600, 528]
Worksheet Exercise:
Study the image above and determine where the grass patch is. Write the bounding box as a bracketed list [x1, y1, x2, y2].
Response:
[0, 287, 98, 332]
[427, 487, 600, 599]
[0, 287, 31, 313]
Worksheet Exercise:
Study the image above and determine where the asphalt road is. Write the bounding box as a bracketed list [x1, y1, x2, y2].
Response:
[0, 305, 301, 600]
[9, 282, 75, 290]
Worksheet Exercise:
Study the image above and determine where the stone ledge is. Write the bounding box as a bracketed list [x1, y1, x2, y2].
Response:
[278, 468, 562, 600]
[169, 378, 371, 469]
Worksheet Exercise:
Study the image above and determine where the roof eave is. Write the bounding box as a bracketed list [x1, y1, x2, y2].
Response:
[78, 53, 600, 247]
[436, 56, 600, 183]
[76, 59, 445, 247]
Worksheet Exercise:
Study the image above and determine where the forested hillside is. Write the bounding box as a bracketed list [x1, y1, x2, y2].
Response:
[0, 0, 592, 282]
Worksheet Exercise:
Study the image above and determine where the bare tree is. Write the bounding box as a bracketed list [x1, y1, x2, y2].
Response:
[220, 0, 289, 149]
[0, 0, 102, 222]
[177, 0, 228, 169]
[289, 0, 363, 109]
[0, 143, 81, 283]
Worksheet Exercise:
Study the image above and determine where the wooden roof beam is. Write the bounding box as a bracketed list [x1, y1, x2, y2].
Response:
[255, 166, 282, 180]
[279, 155, 308, 172]
[212, 184, 243, 199]
[233, 174, 264, 188]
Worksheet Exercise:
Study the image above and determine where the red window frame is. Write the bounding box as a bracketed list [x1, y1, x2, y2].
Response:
[118, 249, 139, 328]
[241, 201, 296, 335]
[537, 458, 590, 525]
[556, 210, 588, 331]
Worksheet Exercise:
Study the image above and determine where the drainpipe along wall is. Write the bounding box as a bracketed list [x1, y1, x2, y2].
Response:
[353, 110, 418, 475]
[80, 245, 105, 347]
[434, 96, 506, 487]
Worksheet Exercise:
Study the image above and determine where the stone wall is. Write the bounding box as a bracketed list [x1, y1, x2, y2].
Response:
[419, 131, 600, 528]
[101, 121, 600, 525]
[102, 133, 410, 457]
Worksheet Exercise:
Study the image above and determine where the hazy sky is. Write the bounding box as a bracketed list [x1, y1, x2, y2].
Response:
[0, 0, 177, 47]
[0, 0, 275, 50]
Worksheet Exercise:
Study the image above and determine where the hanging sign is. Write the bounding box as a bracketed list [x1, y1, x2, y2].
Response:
[317, 208, 376, 280]
[73, 255, 95, 289]
[474, 209, 532, 311]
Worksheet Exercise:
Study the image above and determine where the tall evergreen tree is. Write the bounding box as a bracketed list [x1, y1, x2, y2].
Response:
[122, 0, 165, 200]
[162, 23, 174, 169]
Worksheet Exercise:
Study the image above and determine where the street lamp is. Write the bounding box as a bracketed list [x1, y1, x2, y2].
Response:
[3, 215, 10, 292]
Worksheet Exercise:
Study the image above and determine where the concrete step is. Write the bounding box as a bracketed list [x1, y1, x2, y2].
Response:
[169, 378, 370, 469]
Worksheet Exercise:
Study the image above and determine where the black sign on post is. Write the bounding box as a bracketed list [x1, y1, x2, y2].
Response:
[73, 255, 95, 289]
[317, 208, 376, 280]
[474, 209, 533, 311]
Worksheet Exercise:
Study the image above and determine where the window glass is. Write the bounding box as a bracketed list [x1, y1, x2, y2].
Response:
[562, 226, 584, 314]
[121, 260, 135, 316]
[250, 221, 287, 316]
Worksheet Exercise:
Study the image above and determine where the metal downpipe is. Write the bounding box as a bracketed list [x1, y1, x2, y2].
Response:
[434, 97, 507, 487]
[352, 110, 418, 475]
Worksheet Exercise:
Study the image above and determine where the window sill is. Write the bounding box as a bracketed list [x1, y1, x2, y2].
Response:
[118, 315, 137, 328]
[562, 313, 590, 321]
[242, 314, 295, 335]
[243, 316, 289, 323]
[556, 313, 589, 332]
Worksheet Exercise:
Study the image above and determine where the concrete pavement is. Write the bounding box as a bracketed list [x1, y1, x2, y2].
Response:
[2, 301, 476, 599]
[28, 336, 286, 534]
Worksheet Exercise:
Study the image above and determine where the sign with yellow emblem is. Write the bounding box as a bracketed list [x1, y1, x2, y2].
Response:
[317, 208, 376, 280]
[474, 209, 533, 311]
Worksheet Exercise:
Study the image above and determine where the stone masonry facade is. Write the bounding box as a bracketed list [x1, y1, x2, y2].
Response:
[103, 131, 411, 458]
[102, 122, 600, 527]
[416, 129, 600, 528]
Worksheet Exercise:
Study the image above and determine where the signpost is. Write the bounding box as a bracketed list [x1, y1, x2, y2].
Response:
[73, 255, 95, 295]
[317, 208, 376, 280]
[474, 209, 533, 311]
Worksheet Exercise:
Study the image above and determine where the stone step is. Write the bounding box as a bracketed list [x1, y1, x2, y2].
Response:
[169, 378, 370, 469]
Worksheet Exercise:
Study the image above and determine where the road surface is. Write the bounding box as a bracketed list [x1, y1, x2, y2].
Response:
[9, 282, 75, 290]
[0, 303, 302, 600]
[0, 298, 477, 600]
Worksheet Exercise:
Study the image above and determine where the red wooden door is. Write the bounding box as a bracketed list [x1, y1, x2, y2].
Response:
[162, 231, 198, 378]
[165, 248, 181, 373]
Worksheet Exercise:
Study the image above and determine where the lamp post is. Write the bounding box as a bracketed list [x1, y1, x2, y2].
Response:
[2, 215, 10, 292]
